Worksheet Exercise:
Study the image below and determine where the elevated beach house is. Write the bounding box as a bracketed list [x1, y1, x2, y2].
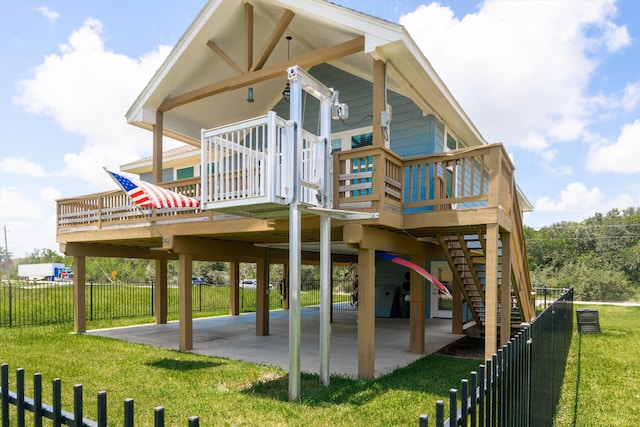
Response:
[57, 0, 535, 388]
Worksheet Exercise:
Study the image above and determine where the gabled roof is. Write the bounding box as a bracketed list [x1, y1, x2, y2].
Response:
[125, 0, 487, 149]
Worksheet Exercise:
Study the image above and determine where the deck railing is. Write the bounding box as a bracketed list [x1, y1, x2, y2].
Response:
[57, 135, 516, 231]
[57, 178, 209, 232]
[333, 143, 514, 217]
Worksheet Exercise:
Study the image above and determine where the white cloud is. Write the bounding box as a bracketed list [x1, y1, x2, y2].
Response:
[400, 0, 631, 150]
[40, 186, 62, 202]
[535, 182, 604, 213]
[620, 82, 640, 111]
[34, 6, 60, 22]
[602, 20, 630, 52]
[12, 18, 172, 186]
[539, 150, 573, 176]
[533, 181, 639, 224]
[586, 119, 640, 173]
[0, 187, 62, 257]
[0, 157, 46, 177]
[0, 188, 47, 221]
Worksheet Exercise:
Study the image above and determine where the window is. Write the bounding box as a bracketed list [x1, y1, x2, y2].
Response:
[330, 126, 373, 152]
[176, 166, 194, 180]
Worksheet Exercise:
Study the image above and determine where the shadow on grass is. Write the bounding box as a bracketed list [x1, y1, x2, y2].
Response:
[146, 358, 223, 371]
[572, 333, 582, 427]
[243, 354, 482, 405]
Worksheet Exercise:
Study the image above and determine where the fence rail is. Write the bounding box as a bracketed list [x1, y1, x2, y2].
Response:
[420, 288, 574, 426]
[0, 364, 200, 427]
[0, 279, 355, 328]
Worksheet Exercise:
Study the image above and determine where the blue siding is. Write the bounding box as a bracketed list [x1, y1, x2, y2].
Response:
[271, 64, 443, 157]
[376, 257, 432, 318]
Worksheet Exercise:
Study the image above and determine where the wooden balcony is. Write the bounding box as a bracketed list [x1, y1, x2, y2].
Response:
[333, 143, 517, 233]
[58, 143, 515, 235]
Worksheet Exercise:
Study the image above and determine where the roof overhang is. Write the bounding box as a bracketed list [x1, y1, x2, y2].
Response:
[125, 0, 489, 149]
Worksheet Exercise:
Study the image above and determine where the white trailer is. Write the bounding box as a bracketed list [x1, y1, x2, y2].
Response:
[18, 263, 67, 281]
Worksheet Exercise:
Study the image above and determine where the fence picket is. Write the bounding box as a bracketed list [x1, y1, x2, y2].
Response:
[74, 384, 83, 427]
[469, 372, 477, 427]
[1, 364, 8, 427]
[16, 368, 24, 427]
[422, 288, 574, 427]
[436, 400, 444, 426]
[461, 379, 468, 424]
[34, 373, 42, 427]
[97, 391, 107, 427]
[124, 398, 134, 427]
[449, 389, 457, 426]
[478, 365, 484, 427]
[154, 406, 164, 427]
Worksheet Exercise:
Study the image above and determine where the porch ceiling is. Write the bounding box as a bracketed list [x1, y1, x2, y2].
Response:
[125, 0, 488, 148]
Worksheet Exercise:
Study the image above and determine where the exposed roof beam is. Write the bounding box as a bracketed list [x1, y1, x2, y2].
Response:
[207, 40, 244, 76]
[159, 36, 365, 112]
[61, 242, 176, 260]
[244, 2, 253, 72]
[251, 9, 295, 72]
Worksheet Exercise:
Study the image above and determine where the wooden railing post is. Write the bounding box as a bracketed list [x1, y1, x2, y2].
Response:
[487, 145, 502, 209]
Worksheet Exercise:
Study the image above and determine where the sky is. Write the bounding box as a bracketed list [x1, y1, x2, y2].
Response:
[1, 0, 639, 258]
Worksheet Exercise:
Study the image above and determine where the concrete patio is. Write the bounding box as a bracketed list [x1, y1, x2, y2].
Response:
[85, 307, 463, 378]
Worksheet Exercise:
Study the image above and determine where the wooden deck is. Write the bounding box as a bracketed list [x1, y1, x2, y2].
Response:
[57, 143, 535, 358]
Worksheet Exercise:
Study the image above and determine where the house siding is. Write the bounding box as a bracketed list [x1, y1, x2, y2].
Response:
[272, 64, 443, 158]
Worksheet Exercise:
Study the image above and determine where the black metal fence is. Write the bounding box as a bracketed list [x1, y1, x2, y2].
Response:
[533, 286, 570, 311]
[0, 364, 200, 427]
[420, 288, 574, 426]
[0, 279, 355, 328]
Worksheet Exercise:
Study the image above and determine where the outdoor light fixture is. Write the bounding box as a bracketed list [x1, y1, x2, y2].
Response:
[247, 86, 255, 103]
[282, 36, 292, 103]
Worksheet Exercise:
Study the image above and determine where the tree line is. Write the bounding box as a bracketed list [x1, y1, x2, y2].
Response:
[525, 207, 639, 301]
[2, 207, 638, 301]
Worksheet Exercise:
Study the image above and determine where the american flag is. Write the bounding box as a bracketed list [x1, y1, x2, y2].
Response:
[106, 170, 200, 209]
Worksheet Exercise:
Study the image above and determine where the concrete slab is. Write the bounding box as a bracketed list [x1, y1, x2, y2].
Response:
[85, 307, 463, 378]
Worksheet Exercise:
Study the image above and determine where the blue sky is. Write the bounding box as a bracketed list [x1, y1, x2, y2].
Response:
[1, 0, 639, 257]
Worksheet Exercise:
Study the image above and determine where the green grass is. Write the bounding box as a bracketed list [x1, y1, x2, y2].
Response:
[554, 304, 640, 426]
[1, 320, 479, 426]
[5, 303, 637, 425]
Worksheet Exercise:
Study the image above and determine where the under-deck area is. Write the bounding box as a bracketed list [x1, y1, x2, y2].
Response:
[85, 307, 462, 379]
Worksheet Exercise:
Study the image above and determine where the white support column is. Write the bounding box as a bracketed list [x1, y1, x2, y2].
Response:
[319, 92, 332, 387]
[288, 70, 303, 402]
[287, 65, 342, 398]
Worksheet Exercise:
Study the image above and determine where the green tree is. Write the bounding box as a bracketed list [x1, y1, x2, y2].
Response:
[525, 208, 640, 301]
[553, 257, 634, 302]
[21, 248, 65, 264]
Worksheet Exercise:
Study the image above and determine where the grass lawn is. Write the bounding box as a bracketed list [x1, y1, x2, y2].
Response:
[3, 304, 638, 426]
[1, 318, 480, 426]
[554, 304, 640, 426]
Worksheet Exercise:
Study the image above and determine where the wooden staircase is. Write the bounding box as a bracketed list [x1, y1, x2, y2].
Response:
[438, 233, 525, 333]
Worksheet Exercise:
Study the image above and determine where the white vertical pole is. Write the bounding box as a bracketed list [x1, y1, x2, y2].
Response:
[288, 69, 303, 402]
[319, 94, 332, 386]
